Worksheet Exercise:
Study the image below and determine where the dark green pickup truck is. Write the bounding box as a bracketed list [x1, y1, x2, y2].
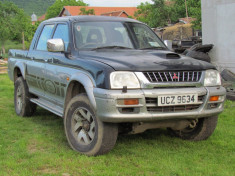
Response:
[8, 16, 226, 156]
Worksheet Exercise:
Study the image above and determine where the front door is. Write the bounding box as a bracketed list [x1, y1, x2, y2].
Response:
[44, 23, 70, 108]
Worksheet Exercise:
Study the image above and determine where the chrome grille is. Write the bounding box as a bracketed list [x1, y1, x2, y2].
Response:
[147, 105, 200, 113]
[143, 71, 202, 83]
[145, 95, 205, 113]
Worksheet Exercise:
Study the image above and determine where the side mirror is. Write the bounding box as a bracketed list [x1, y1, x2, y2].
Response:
[47, 38, 65, 52]
[164, 40, 173, 50]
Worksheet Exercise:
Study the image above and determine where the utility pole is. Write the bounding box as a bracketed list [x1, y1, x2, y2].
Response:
[185, 0, 189, 22]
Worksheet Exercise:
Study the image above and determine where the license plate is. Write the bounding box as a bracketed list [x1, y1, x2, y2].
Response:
[158, 94, 198, 106]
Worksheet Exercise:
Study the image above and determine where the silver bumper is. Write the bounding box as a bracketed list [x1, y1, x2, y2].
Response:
[94, 86, 226, 123]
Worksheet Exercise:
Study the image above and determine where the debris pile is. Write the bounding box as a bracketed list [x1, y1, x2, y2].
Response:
[0, 60, 7, 74]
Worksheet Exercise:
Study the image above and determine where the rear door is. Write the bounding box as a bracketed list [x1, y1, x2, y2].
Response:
[26, 24, 55, 97]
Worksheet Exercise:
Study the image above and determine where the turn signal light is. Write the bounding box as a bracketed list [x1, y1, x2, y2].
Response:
[124, 99, 139, 105]
[209, 96, 219, 102]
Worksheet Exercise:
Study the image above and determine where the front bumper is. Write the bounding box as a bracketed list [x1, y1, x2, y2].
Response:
[94, 86, 226, 123]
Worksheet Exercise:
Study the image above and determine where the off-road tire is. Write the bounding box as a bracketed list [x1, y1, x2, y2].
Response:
[168, 116, 218, 141]
[186, 51, 211, 63]
[14, 77, 36, 117]
[226, 90, 235, 101]
[64, 94, 118, 156]
[221, 69, 235, 82]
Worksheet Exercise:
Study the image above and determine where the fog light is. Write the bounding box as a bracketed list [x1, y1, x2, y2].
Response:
[209, 96, 219, 102]
[117, 99, 139, 105]
[124, 99, 139, 105]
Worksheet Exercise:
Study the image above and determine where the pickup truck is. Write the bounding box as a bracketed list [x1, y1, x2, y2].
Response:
[8, 16, 226, 156]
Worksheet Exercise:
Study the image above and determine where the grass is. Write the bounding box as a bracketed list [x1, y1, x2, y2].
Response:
[0, 74, 234, 176]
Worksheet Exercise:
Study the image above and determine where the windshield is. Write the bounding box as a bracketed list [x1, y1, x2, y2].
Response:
[73, 21, 166, 50]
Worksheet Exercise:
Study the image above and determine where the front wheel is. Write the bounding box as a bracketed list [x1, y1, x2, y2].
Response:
[64, 94, 118, 156]
[168, 116, 218, 141]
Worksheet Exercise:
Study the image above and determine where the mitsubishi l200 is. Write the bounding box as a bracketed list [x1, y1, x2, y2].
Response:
[8, 16, 226, 156]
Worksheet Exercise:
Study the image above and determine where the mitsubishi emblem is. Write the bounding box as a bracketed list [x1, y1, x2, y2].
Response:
[173, 73, 178, 79]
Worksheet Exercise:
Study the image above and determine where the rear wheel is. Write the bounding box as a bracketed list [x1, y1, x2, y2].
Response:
[168, 116, 218, 141]
[14, 77, 36, 117]
[64, 94, 118, 156]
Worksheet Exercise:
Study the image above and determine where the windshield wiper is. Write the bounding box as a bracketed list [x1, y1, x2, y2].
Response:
[92, 46, 133, 50]
[140, 46, 166, 50]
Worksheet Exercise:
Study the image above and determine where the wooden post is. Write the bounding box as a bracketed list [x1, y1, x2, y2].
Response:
[22, 32, 25, 50]
[2, 45, 5, 55]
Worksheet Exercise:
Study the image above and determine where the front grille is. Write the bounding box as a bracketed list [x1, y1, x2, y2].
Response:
[145, 95, 205, 113]
[143, 71, 202, 83]
[147, 105, 200, 113]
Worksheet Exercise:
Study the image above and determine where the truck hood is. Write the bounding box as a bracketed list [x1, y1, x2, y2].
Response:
[78, 50, 215, 71]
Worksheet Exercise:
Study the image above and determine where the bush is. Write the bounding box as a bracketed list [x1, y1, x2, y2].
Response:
[4, 40, 23, 53]
[0, 40, 23, 56]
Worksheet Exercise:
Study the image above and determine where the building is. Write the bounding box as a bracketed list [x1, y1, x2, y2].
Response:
[31, 12, 37, 25]
[202, 0, 235, 73]
[38, 14, 46, 22]
[59, 6, 137, 18]
[101, 10, 129, 18]
[30, 13, 46, 24]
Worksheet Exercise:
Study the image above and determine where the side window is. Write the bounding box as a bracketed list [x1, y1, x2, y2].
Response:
[53, 24, 69, 51]
[36, 25, 54, 51]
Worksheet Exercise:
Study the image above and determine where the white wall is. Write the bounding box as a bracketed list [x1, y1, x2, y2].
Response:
[202, 0, 235, 73]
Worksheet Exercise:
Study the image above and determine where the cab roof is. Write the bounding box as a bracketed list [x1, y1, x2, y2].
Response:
[43, 15, 142, 24]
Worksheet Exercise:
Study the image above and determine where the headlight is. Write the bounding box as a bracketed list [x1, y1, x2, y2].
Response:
[110, 72, 140, 89]
[204, 70, 221, 86]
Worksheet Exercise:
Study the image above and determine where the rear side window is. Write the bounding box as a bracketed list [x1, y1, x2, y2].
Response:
[36, 25, 54, 51]
[53, 24, 69, 51]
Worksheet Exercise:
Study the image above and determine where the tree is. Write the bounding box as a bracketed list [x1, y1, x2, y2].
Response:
[12, 8, 32, 49]
[135, 0, 175, 28]
[135, 2, 153, 26]
[24, 21, 41, 49]
[79, 8, 95, 15]
[0, 1, 30, 54]
[151, 0, 173, 27]
[46, 0, 87, 19]
[171, 0, 201, 29]
[135, 0, 201, 29]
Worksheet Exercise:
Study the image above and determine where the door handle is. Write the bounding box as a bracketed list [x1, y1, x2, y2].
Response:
[45, 58, 58, 63]
[52, 58, 58, 63]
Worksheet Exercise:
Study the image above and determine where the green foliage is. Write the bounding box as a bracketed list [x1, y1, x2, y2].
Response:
[173, 0, 201, 29]
[0, 0, 55, 16]
[135, 2, 154, 27]
[135, 0, 175, 28]
[0, 74, 235, 175]
[135, 0, 201, 29]
[0, 1, 38, 54]
[25, 21, 41, 48]
[0, 1, 19, 43]
[0, 1, 31, 53]
[1, 40, 23, 53]
[79, 8, 95, 15]
[46, 0, 87, 19]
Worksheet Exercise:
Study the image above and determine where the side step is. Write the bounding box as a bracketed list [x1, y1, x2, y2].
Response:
[30, 98, 63, 117]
